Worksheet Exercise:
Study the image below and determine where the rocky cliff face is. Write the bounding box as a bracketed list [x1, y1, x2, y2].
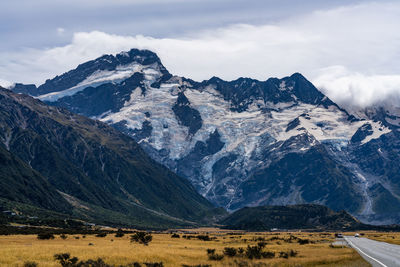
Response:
[12, 48, 400, 224]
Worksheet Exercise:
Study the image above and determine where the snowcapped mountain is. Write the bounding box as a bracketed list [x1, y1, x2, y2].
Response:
[11, 49, 400, 224]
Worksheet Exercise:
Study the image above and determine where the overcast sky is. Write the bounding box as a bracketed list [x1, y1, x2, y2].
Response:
[1, 0, 400, 108]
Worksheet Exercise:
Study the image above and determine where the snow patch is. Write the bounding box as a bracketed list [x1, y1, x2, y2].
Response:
[38, 62, 148, 102]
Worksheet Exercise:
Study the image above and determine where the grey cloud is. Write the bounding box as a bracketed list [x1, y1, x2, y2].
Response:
[0, 0, 372, 51]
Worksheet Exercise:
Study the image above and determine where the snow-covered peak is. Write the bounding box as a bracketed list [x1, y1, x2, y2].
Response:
[38, 62, 162, 102]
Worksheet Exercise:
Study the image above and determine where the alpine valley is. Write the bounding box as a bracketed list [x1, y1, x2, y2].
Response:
[10, 49, 400, 225]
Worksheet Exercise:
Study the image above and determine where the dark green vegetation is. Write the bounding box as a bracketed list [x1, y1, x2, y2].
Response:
[0, 88, 222, 229]
[53, 253, 164, 267]
[220, 204, 389, 231]
[130, 231, 153, 245]
[207, 243, 295, 261]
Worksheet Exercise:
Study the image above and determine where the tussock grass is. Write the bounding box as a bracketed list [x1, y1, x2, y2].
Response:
[360, 231, 400, 245]
[0, 231, 371, 266]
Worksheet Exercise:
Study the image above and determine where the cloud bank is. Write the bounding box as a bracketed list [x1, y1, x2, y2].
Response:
[1, 2, 400, 109]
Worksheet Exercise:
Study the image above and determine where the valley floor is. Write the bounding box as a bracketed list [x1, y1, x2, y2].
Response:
[0, 229, 371, 267]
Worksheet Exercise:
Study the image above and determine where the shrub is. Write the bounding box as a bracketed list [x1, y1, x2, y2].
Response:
[206, 248, 224, 261]
[197, 235, 211, 241]
[74, 236, 80, 239]
[298, 238, 309, 245]
[245, 243, 275, 260]
[245, 245, 263, 259]
[223, 247, 237, 257]
[279, 250, 297, 259]
[37, 233, 55, 240]
[23, 261, 38, 267]
[131, 231, 153, 246]
[80, 258, 111, 266]
[257, 241, 267, 248]
[206, 249, 215, 255]
[237, 247, 245, 254]
[54, 253, 79, 266]
[144, 263, 164, 267]
[279, 251, 289, 259]
[54, 253, 144, 267]
[60, 234, 68, 240]
[261, 251, 275, 258]
[289, 249, 298, 257]
[96, 232, 107, 237]
[208, 253, 224, 261]
[171, 233, 180, 238]
[115, 232, 125, 238]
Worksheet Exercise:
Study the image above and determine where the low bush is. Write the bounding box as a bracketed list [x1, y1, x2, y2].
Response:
[115, 232, 125, 238]
[298, 238, 309, 245]
[279, 251, 289, 259]
[171, 233, 180, 238]
[54, 253, 79, 266]
[60, 234, 68, 240]
[223, 247, 237, 257]
[257, 241, 267, 248]
[245, 245, 263, 259]
[197, 235, 211, 241]
[131, 231, 153, 246]
[54, 253, 162, 267]
[289, 249, 298, 257]
[208, 253, 224, 261]
[206, 248, 224, 261]
[261, 251, 275, 259]
[245, 244, 275, 260]
[96, 232, 107, 237]
[37, 233, 55, 240]
[279, 250, 298, 259]
[206, 249, 215, 255]
[23, 261, 38, 267]
[143, 263, 164, 267]
[182, 265, 211, 267]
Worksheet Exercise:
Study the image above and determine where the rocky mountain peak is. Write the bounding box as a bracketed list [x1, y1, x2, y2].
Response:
[12, 49, 168, 98]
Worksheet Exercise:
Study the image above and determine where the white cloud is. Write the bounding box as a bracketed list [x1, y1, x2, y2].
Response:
[313, 66, 400, 110]
[0, 2, 400, 109]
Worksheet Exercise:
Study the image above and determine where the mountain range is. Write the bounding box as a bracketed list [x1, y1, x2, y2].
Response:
[9, 48, 400, 224]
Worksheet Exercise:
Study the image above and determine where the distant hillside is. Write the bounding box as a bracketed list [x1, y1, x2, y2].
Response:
[219, 204, 363, 231]
[0, 87, 222, 229]
[0, 145, 71, 212]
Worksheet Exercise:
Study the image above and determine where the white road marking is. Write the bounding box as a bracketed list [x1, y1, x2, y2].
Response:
[345, 237, 388, 267]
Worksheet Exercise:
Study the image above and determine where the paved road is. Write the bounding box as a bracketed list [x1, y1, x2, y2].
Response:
[344, 236, 400, 267]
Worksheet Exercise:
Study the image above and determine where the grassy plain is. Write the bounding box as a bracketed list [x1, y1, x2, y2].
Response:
[358, 231, 400, 245]
[0, 230, 370, 267]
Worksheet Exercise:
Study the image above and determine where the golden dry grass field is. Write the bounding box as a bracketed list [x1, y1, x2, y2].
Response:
[0, 230, 371, 267]
[358, 231, 400, 245]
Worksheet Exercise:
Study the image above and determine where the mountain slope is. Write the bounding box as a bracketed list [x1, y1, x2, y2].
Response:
[12, 48, 400, 224]
[219, 204, 362, 231]
[0, 145, 71, 212]
[0, 87, 219, 228]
